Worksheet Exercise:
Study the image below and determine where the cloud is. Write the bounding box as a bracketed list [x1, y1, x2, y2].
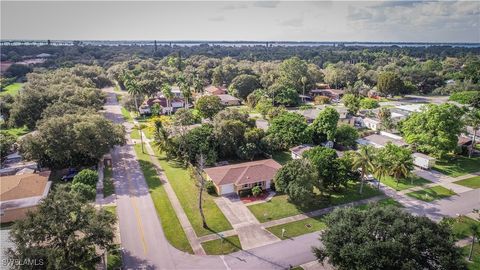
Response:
[220, 3, 247, 10]
[253, 1, 279, 9]
[280, 17, 303, 27]
[208, 16, 225, 22]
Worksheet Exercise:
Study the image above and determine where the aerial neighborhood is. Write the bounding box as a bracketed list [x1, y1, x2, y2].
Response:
[1, 1, 480, 270]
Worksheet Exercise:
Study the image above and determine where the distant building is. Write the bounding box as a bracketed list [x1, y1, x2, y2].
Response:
[204, 85, 227, 96]
[204, 159, 281, 195]
[1, 171, 51, 223]
[139, 97, 184, 115]
[217, 94, 241, 106]
[310, 89, 345, 101]
[290, 144, 313, 159]
[357, 132, 407, 148]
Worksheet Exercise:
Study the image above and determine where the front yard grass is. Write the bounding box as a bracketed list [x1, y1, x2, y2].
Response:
[121, 107, 133, 123]
[266, 216, 327, 240]
[133, 144, 193, 253]
[151, 147, 232, 237]
[103, 165, 115, 198]
[356, 198, 403, 210]
[201, 235, 242, 255]
[248, 182, 382, 223]
[434, 156, 480, 177]
[463, 243, 480, 270]
[406, 185, 456, 202]
[381, 175, 431, 191]
[454, 176, 480, 189]
[130, 128, 141, 140]
[449, 216, 480, 240]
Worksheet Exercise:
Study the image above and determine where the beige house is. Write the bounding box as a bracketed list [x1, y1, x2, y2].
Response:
[1, 171, 51, 223]
[204, 159, 282, 195]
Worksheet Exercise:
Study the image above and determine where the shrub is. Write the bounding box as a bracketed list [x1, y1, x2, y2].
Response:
[360, 98, 380, 109]
[449, 91, 480, 104]
[238, 189, 252, 197]
[314, 96, 330, 105]
[251, 186, 262, 197]
[205, 181, 217, 195]
[71, 182, 96, 201]
[72, 169, 98, 188]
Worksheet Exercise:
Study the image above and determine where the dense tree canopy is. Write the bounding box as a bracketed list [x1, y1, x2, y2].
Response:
[7, 186, 116, 270]
[401, 104, 464, 157]
[228, 74, 261, 100]
[19, 114, 125, 169]
[274, 159, 317, 205]
[195, 95, 224, 119]
[377, 71, 405, 96]
[311, 107, 339, 143]
[267, 112, 311, 149]
[313, 206, 466, 270]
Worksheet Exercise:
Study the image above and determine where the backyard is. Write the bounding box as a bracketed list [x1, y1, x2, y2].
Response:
[133, 144, 193, 253]
[151, 147, 233, 237]
[272, 151, 292, 165]
[1, 82, 23, 96]
[381, 175, 431, 191]
[248, 182, 383, 222]
[406, 185, 457, 202]
[433, 156, 480, 177]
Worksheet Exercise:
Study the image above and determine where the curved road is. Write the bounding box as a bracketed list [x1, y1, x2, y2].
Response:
[103, 88, 321, 269]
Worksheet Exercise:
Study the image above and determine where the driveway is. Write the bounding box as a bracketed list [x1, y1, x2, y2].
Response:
[215, 195, 280, 250]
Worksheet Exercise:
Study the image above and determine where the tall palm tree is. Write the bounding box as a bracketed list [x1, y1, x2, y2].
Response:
[390, 159, 412, 185]
[177, 75, 192, 109]
[300, 76, 308, 103]
[123, 71, 143, 114]
[372, 155, 389, 189]
[161, 84, 173, 115]
[352, 145, 375, 194]
[463, 108, 480, 158]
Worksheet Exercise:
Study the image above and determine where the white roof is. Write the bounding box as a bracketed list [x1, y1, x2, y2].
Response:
[413, 152, 436, 160]
[395, 104, 426, 113]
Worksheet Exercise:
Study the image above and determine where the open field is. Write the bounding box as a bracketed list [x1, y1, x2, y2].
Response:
[381, 175, 431, 191]
[454, 176, 480, 189]
[248, 182, 382, 223]
[133, 144, 193, 253]
[201, 235, 242, 255]
[434, 156, 480, 177]
[151, 147, 233, 237]
[406, 186, 457, 202]
[1, 83, 23, 96]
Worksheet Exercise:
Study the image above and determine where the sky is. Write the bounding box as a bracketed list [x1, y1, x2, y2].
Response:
[1, 1, 479, 42]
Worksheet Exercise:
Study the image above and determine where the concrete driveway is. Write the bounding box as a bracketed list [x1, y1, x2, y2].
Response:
[215, 195, 280, 250]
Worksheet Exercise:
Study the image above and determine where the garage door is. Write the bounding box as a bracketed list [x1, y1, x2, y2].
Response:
[221, 184, 234, 195]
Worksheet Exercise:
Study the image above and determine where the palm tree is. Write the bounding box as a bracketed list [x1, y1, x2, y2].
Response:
[352, 145, 375, 194]
[193, 76, 204, 94]
[161, 84, 173, 115]
[463, 108, 480, 158]
[178, 75, 192, 109]
[468, 222, 479, 261]
[390, 159, 412, 185]
[300, 76, 308, 103]
[123, 71, 143, 114]
[372, 155, 389, 189]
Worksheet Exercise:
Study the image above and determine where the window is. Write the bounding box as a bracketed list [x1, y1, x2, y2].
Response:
[243, 184, 249, 188]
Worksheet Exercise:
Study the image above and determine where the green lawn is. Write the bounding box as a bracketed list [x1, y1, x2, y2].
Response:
[454, 176, 480, 189]
[272, 151, 292, 165]
[266, 216, 327, 240]
[450, 216, 480, 240]
[151, 147, 233, 236]
[130, 128, 141, 140]
[248, 182, 383, 223]
[103, 165, 115, 198]
[133, 144, 193, 253]
[406, 186, 457, 202]
[434, 156, 480, 177]
[201, 235, 242, 255]
[4, 125, 29, 137]
[1, 83, 23, 96]
[121, 107, 133, 123]
[463, 243, 480, 270]
[381, 175, 431, 191]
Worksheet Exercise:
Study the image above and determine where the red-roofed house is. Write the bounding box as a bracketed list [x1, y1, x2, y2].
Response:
[203, 159, 282, 195]
[204, 85, 227, 95]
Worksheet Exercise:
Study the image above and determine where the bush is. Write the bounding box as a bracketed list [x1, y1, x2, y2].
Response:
[205, 181, 217, 195]
[71, 182, 96, 201]
[72, 169, 98, 188]
[360, 98, 380, 109]
[449, 91, 480, 104]
[238, 189, 252, 197]
[314, 96, 330, 105]
[251, 186, 262, 197]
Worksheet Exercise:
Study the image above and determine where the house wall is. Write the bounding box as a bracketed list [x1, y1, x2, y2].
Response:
[1, 206, 37, 223]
